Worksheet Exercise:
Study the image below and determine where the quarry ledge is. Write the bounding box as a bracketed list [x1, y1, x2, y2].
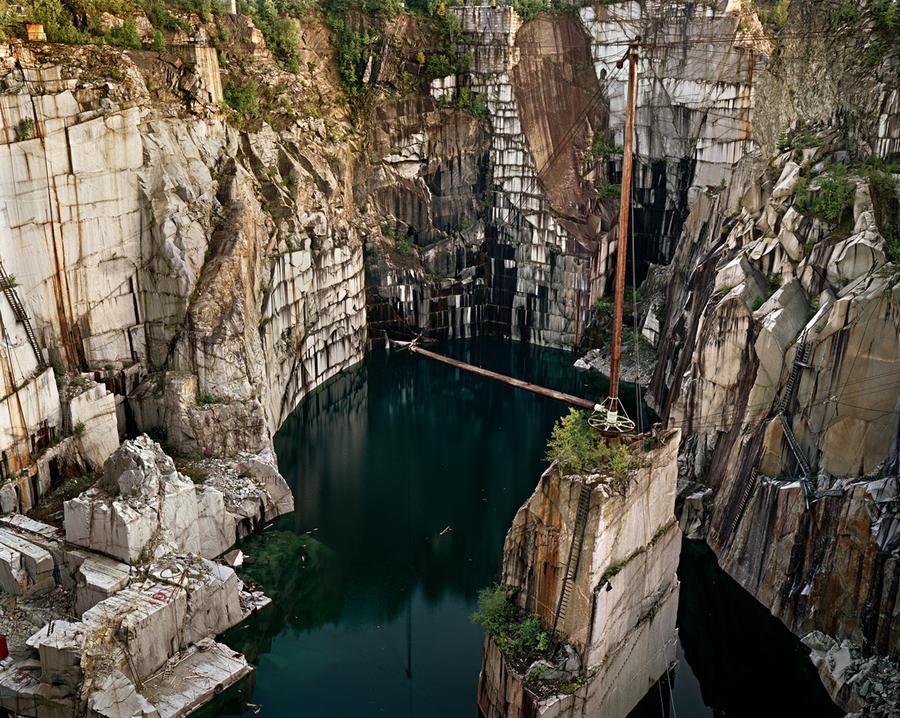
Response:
[0, 435, 291, 718]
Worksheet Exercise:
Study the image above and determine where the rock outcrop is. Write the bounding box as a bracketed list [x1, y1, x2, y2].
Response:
[649, 128, 899, 712]
[0, 19, 366, 511]
[477, 429, 681, 717]
[63, 436, 292, 565]
[0, 436, 282, 717]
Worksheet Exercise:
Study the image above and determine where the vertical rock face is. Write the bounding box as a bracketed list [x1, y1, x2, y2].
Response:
[366, 2, 764, 345]
[0, 30, 367, 485]
[367, 7, 605, 347]
[581, 0, 762, 266]
[649, 126, 899, 708]
[752, 0, 899, 160]
[455, 6, 597, 347]
[362, 96, 492, 343]
[478, 429, 681, 717]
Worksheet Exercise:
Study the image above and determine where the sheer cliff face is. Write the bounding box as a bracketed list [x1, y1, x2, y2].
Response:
[582, 0, 761, 267]
[367, 3, 758, 346]
[478, 430, 682, 718]
[362, 95, 492, 344]
[753, 0, 899, 160]
[649, 129, 899, 657]
[0, 30, 366, 461]
[642, 0, 900, 668]
[366, 8, 606, 347]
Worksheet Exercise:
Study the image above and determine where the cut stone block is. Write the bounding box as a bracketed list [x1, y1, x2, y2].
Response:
[0, 527, 56, 597]
[67, 550, 133, 616]
[26, 621, 84, 691]
[141, 639, 252, 718]
[87, 670, 159, 718]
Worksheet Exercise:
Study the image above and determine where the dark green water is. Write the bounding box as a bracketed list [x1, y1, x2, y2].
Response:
[222, 337, 840, 718]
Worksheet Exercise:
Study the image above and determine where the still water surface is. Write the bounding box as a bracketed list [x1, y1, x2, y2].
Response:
[223, 338, 839, 718]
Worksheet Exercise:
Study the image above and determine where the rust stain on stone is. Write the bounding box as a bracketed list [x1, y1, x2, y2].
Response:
[512, 15, 607, 249]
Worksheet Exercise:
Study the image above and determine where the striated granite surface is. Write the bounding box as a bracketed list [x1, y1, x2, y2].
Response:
[478, 429, 681, 717]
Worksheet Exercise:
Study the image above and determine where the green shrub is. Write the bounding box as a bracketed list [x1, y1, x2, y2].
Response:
[809, 165, 854, 224]
[777, 127, 819, 153]
[395, 234, 414, 255]
[223, 80, 259, 119]
[105, 17, 141, 49]
[590, 138, 622, 159]
[471, 586, 550, 658]
[23, 0, 87, 43]
[450, 87, 489, 119]
[830, 0, 858, 28]
[151, 28, 165, 51]
[595, 181, 621, 199]
[471, 586, 517, 638]
[863, 40, 888, 68]
[512, 0, 549, 22]
[860, 157, 900, 264]
[546, 409, 641, 486]
[144, 2, 191, 34]
[518, 616, 549, 653]
[873, 0, 899, 34]
[757, 0, 789, 32]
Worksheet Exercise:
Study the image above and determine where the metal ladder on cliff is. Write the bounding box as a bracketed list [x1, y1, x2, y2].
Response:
[0, 260, 44, 369]
[778, 413, 816, 506]
[550, 482, 591, 646]
[777, 335, 811, 414]
[728, 467, 759, 537]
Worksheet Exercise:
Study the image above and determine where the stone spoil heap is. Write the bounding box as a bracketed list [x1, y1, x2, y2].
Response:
[0, 436, 288, 717]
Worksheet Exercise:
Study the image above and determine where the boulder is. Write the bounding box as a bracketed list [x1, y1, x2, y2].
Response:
[771, 161, 801, 199]
[64, 436, 201, 563]
[0, 527, 56, 596]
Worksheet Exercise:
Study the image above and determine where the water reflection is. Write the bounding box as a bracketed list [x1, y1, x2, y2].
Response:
[227, 338, 628, 716]
[220, 338, 838, 718]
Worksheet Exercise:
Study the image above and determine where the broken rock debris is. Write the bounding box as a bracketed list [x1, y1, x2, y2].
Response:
[0, 435, 293, 717]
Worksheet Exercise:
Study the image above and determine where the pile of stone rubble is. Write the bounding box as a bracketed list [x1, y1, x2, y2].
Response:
[0, 435, 291, 717]
[804, 631, 900, 718]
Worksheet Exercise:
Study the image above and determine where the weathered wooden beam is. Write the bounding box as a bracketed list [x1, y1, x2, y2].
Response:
[409, 345, 599, 411]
